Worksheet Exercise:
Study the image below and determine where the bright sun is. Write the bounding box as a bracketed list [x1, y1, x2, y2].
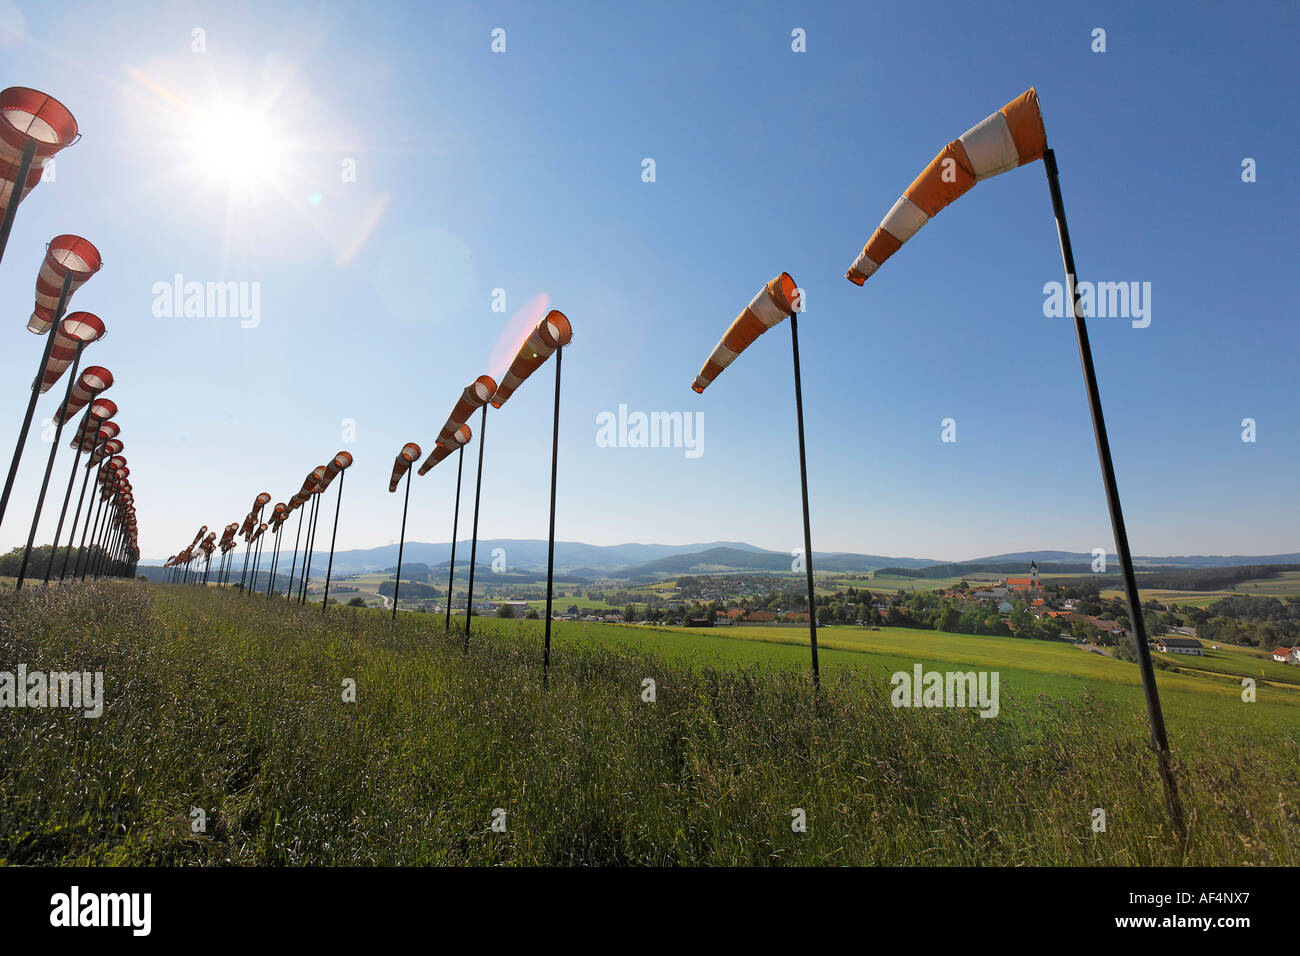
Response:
[189, 106, 282, 189]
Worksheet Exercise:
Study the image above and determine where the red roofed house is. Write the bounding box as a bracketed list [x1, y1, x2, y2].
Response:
[747, 610, 774, 623]
[1007, 577, 1037, 592]
[1272, 647, 1299, 664]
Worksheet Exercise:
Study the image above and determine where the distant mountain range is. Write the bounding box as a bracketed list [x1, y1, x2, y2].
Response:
[140, 539, 1300, 581]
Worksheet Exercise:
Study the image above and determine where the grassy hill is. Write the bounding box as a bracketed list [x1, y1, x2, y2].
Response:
[1, 581, 1296, 866]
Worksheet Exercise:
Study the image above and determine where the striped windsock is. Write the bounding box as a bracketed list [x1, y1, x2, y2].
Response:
[417, 424, 470, 476]
[389, 442, 421, 492]
[251, 522, 268, 543]
[269, 502, 288, 531]
[299, 467, 327, 499]
[190, 525, 208, 547]
[318, 452, 353, 493]
[437, 376, 496, 438]
[0, 88, 78, 229]
[490, 311, 572, 408]
[845, 88, 1047, 285]
[39, 312, 105, 394]
[55, 366, 113, 424]
[692, 273, 801, 394]
[88, 437, 122, 463]
[70, 400, 117, 447]
[28, 236, 102, 334]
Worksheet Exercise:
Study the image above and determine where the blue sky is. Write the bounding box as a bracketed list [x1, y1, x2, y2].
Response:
[0, 0, 1295, 563]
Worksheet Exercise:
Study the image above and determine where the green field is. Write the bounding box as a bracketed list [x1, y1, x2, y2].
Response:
[2, 581, 1296, 866]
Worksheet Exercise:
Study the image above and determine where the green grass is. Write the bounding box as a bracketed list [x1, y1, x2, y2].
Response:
[1, 581, 1296, 866]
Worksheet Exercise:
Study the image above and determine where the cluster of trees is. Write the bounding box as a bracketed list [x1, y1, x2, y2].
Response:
[1179, 595, 1299, 647]
[378, 580, 442, 599]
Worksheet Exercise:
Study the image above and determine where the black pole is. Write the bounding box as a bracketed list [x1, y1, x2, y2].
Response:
[249, 532, 263, 597]
[266, 524, 281, 598]
[77, 470, 107, 580]
[445, 446, 464, 633]
[285, 507, 304, 601]
[0, 270, 74, 533]
[393, 467, 411, 621]
[299, 494, 321, 604]
[44, 413, 94, 583]
[0, 138, 35, 267]
[463, 405, 487, 651]
[789, 312, 820, 689]
[543, 345, 563, 685]
[1043, 147, 1185, 839]
[237, 537, 252, 592]
[58, 447, 96, 581]
[320, 471, 345, 613]
[16, 340, 86, 589]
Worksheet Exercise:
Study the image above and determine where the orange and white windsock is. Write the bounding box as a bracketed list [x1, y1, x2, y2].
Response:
[55, 365, 113, 424]
[28, 236, 102, 334]
[88, 437, 122, 463]
[490, 311, 572, 408]
[444, 377, 496, 432]
[389, 442, 421, 492]
[39, 312, 105, 394]
[692, 273, 801, 394]
[71, 399, 118, 447]
[269, 502, 287, 531]
[0, 88, 78, 229]
[845, 88, 1047, 286]
[417, 424, 470, 476]
[251, 522, 268, 543]
[190, 525, 208, 548]
[318, 452, 353, 492]
[298, 467, 326, 499]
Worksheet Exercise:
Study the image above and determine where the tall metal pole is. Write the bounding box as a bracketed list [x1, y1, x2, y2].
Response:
[74, 452, 109, 579]
[320, 471, 345, 613]
[444, 446, 464, 633]
[59, 447, 97, 579]
[237, 537, 252, 592]
[543, 345, 563, 685]
[299, 494, 321, 604]
[1043, 147, 1185, 840]
[463, 405, 487, 651]
[285, 507, 304, 601]
[789, 312, 820, 689]
[249, 532, 264, 597]
[392, 467, 411, 621]
[0, 270, 74, 532]
[44, 413, 94, 583]
[266, 524, 282, 597]
[0, 138, 35, 267]
[16, 340, 86, 589]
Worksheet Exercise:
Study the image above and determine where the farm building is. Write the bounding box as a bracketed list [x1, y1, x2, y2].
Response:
[1153, 637, 1204, 656]
[1271, 647, 1299, 664]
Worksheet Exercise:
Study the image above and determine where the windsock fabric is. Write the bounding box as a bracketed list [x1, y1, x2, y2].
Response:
[491, 311, 572, 407]
[318, 452, 353, 492]
[417, 424, 470, 476]
[70, 402, 117, 448]
[300, 467, 327, 498]
[389, 442, 421, 492]
[55, 365, 113, 424]
[442, 377, 496, 434]
[0, 88, 78, 228]
[845, 88, 1047, 285]
[39, 312, 105, 394]
[28, 236, 102, 334]
[88, 438, 122, 463]
[692, 273, 801, 394]
[251, 522, 268, 543]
